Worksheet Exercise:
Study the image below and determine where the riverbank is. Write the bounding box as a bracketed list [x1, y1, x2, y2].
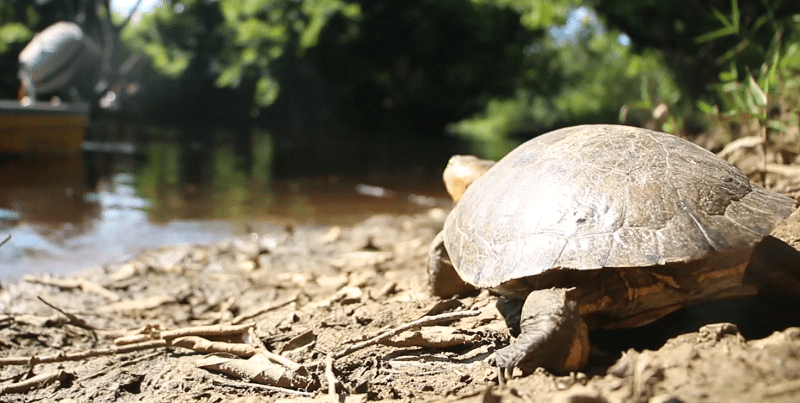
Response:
[2, 207, 800, 402]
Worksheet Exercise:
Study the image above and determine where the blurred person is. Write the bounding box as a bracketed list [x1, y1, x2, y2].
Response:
[17, 21, 101, 105]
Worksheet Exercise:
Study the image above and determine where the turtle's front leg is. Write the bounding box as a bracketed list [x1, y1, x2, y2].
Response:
[428, 231, 478, 298]
[494, 288, 589, 375]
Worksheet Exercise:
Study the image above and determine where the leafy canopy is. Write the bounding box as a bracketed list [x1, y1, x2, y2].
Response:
[122, 0, 361, 107]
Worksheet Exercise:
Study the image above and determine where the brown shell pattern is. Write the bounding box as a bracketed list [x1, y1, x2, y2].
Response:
[444, 125, 795, 288]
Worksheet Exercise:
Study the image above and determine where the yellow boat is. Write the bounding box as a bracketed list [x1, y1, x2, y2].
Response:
[0, 99, 89, 153]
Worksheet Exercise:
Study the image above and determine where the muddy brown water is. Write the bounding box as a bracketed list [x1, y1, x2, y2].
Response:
[0, 130, 463, 278]
[0, 155, 453, 278]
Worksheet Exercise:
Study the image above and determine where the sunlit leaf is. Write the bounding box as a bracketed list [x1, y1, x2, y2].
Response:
[695, 0, 740, 43]
[0, 23, 32, 53]
[216, 65, 243, 87]
[719, 65, 738, 82]
[695, 26, 738, 44]
[747, 73, 767, 107]
[781, 43, 800, 71]
[696, 100, 716, 114]
[767, 120, 788, 133]
[255, 76, 280, 106]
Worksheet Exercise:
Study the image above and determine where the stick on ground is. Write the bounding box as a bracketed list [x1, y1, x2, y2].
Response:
[326, 353, 337, 401]
[37, 296, 98, 341]
[0, 340, 168, 366]
[232, 293, 299, 324]
[333, 309, 480, 359]
[212, 378, 313, 396]
[115, 322, 255, 345]
[0, 370, 74, 395]
[248, 327, 305, 372]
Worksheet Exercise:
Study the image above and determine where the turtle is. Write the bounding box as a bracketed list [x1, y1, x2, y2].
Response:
[427, 124, 798, 375]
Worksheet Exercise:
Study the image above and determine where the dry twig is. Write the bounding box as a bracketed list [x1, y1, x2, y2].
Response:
[232, 293, 299, 324]
[248, 327, 305, 372]
[0, 370, 74, 395]
[211, 378, 313, 396]
[37, 296, 97, 341]
[765, 163, 800, 177]
[25, 275, 120, 301]
[248, 326, 268, 350]
[762, 379, 800, 398]
[325, 353, 338, 401]
[1, 332, 265, 367]
[98, 295, 175, 313]
[717, 135, 764, 158]
[115, 322, 255, 345]
[333, 310, 480, 359]
[0, 340, 167, 366]
[171, 336, 257, 357]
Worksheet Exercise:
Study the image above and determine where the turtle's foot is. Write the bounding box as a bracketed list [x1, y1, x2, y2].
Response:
[493, 288, 589, 375]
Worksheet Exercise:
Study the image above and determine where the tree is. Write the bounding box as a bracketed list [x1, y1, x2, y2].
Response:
[307, 0, 540, 135]
[121, 0, 362, 109]
[595, 0, 800, 100]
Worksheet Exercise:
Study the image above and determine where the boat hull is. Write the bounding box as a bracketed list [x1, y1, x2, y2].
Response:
[0, 100, 89, 153]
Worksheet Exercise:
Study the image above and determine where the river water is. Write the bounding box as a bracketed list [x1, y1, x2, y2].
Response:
[0, 123, 508, 278]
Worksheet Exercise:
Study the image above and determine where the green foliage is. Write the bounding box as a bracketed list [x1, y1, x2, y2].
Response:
[698, 1, 800, 140]
[591, 0, 796, 113]
[693, 0, 742, 45]
[298, 0, 361, 49]
[470, 0, 577, 29]
[449, 95, 529, 159]
[121, 2, 203, 79]
[455, 0, 799, 144]
[122, 0, 361, 107]
[312, 0, 537, 135]
[0, 22, 32, 54]
[620, 49, 686, 134]
[0, 4, 36, 54]
[452, 9, 681, 151]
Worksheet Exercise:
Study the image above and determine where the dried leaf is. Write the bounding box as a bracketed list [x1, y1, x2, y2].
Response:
[320, 226, 342, 243]
[197, 353, 313, 389]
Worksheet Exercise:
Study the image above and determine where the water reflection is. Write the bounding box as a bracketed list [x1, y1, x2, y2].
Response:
[0, 156, 235, 278]
[128, 129, 452, 225]
[0, 126, 457, 278]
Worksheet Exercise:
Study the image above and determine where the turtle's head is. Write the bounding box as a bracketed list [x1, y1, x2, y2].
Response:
[443, 155, 495, 202]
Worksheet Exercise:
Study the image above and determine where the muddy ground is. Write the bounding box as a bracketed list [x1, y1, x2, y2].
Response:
[3, 142, 800, 402]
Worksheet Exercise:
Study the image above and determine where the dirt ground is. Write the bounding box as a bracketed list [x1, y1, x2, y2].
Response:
[3, 142, 800, 402]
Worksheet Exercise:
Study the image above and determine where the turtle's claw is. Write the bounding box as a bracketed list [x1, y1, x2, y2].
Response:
[495, 366, 506, 386]
[488, 352, 511, 384]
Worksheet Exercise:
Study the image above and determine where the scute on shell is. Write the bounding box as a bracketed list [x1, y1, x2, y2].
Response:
[444, 125, 795, 288]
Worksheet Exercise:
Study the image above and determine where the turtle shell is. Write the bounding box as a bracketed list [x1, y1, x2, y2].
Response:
[444, 124, 795, 289]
